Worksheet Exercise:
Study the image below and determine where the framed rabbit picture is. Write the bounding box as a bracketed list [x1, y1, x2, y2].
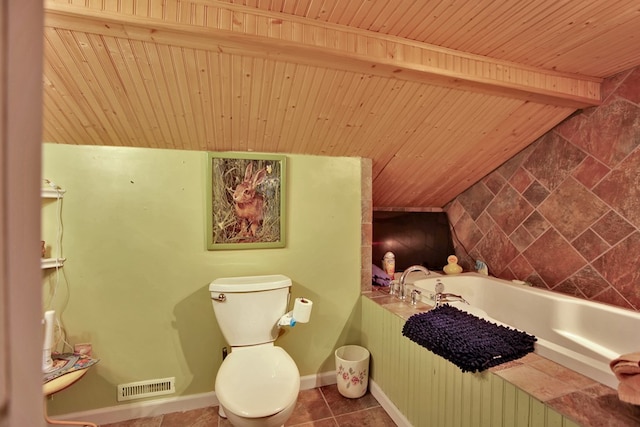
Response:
[206, 152, 286, 250]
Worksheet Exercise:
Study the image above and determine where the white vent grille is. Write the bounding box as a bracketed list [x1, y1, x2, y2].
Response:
[117, 377, 175, 402]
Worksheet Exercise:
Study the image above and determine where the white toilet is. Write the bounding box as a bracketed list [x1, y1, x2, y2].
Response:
[209, 274, 301, 427]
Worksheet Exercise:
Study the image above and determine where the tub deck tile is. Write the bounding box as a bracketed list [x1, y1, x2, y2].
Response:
[547, 384, 640, 427]
[495, 364, 580, 401]
[489, 352, 543, 372]
[528, 357, 597, 389]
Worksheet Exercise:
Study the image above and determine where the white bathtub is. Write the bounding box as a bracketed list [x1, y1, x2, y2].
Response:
[411, 273, 640, 389]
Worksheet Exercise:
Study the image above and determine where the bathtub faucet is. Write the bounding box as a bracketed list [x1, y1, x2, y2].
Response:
[434, 292, 469, 308]
[398, 265, 431, 301]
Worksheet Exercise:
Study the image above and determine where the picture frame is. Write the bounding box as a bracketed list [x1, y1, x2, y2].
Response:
[207, 152, 286, 250]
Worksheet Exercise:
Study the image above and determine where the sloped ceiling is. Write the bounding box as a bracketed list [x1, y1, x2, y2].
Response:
[42, 1, 640, 207]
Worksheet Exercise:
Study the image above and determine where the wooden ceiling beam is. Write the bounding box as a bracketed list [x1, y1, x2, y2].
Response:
[44, 1, 601, 109]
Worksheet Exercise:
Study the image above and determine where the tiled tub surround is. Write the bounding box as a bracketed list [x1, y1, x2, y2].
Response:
[364, 290, 640, 427]
[445, 65, 640, 311]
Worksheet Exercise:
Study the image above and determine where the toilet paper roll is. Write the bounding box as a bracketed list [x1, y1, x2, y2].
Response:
[293, 297, 313, 323]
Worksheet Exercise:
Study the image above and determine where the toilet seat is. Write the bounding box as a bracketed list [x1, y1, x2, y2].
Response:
[215, 345, 300, 419]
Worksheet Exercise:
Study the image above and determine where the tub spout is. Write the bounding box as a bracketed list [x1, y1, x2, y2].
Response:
[435, 292, 469, 307]
[398, 265, 431, 301]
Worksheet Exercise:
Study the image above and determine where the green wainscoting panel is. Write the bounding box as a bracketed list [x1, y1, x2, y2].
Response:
[361, 297, 580, 427]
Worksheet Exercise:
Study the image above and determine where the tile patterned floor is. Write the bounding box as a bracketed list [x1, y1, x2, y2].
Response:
[101, 385, 397, 427]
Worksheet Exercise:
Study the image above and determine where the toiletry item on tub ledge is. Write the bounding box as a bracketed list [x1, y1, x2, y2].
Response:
[382, 251, 395, 279]
[443, 255, 463, 275]
[372, 264, 391, 287]
[476, 260, 489, 275]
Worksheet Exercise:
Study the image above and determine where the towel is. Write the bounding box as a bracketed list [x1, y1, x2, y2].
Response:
[402, 304, 536, 373]
[372, 264, 391, 287]
[610, 352, 640, 405]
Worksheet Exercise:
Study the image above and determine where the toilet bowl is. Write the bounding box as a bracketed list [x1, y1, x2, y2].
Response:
[215, 344, 300, 427]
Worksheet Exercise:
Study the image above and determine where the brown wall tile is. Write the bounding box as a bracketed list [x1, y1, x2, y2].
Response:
[445, 65, 640, 311]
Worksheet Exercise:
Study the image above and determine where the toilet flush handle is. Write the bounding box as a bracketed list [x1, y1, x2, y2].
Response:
[212, 293, 226, 302]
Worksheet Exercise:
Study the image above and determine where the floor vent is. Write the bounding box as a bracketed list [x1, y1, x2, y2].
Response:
[117, 377, 175, 402]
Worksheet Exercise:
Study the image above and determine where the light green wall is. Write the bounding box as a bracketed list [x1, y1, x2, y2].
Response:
[42, 144, 363, 415]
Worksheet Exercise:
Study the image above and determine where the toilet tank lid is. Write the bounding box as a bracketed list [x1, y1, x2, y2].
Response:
[209, 274, 292, 292]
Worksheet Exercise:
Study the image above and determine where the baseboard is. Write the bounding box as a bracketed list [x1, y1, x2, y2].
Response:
[300, 370, 337, 389]
[369, 379, 412, 427]
[51, 373, 409, 426]
[48, 390, 220, 426]
[50, 371, 339, 425]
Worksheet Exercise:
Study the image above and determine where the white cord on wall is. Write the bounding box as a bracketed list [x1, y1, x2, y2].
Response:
[51, 184, 63, 303]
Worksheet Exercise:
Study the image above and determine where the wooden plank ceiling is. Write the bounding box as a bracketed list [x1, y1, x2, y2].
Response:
[42, 1, 640, 207]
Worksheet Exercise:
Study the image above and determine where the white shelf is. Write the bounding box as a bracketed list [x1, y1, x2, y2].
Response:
[41, 187, 65, 199]
[41, 258, 65, 269]
[42, 183, 66, 269]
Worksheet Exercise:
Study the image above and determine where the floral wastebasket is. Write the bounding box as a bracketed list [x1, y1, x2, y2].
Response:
[335, 345, 370, 398]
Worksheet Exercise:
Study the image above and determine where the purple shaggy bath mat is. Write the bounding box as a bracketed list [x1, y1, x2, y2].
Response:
[402, 304, 536, 373]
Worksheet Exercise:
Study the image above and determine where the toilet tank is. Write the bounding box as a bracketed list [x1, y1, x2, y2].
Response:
[209, 274, 292, 346]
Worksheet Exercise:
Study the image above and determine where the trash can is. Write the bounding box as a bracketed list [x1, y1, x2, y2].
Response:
[335, 345, 370, 398]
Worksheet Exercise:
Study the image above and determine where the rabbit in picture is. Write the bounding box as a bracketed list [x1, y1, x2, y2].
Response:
[233, 162, 267, 237]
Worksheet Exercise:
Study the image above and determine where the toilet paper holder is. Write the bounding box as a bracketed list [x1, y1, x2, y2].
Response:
[278, 297, 313, 327]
